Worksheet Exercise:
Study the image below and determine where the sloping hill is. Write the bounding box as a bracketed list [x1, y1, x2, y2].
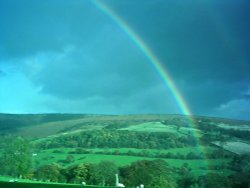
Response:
[0, 114, 90, 133]
[1, 113, 250, 138]
[0, 114, 184, 137]
[0, 114, 250, 187]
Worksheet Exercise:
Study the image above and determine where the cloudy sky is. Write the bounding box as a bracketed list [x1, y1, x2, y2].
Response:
[0, 0, 250, 120]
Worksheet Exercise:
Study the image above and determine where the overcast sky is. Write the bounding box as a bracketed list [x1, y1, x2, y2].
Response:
[0, 0, 250, 120]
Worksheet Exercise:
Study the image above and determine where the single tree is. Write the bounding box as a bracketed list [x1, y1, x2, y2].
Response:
[95, 160, 118, 186]
[35, 163, 64, 182]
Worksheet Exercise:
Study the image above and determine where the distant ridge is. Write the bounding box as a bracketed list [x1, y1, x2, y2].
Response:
[0, 113, 249, 137]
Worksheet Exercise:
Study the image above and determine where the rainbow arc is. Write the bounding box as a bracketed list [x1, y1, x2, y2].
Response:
[93, 0, 208, 167]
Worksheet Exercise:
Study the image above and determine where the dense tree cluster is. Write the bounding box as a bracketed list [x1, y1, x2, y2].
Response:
[31, 160, 250, 188]
[34, 161, 118, 186]
[31, 159, 176, 187]
[198, 122, 250, 141]
[0, 137, 33, 178]
[120, 159, 176, 187]
[37, 130, 197, 150]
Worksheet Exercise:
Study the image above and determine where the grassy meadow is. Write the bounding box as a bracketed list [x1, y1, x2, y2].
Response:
[33, 146, 232, 177]
[0, 181, 115, 188]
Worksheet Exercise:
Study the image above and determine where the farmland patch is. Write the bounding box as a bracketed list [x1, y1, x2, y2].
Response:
[213, 141, 250, 155]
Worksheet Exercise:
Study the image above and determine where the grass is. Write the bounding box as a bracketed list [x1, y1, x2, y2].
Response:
[35, 146, 216, 167]
[35, 152, 156, 167]
[0, 181, 115, 188]
[38, 146, 215, 155]
[34, 148, 231, 176]
[18, 119, 104, 138]
[0, 176, 115, 188]
[119, 122, 204, 138]
[0, 176, 40, 183]
[87, 146, 215, 157]
[119, 122, 185, 137]
[161, 146, 215, 155]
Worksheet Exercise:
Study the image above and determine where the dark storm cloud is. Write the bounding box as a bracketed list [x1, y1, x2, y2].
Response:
[177, 81, 249, 115]
[106, 0, 250, 116]
[111, 0, 250, 82]
[41, 83, 179, 114]
[0, 70, 5, 76]
[1, 0, 250, 118]
[0, 0, 169, 114]
[0, 0, 109, 59]
[242, 94, 250, 100]
[32, 43, 159, 100]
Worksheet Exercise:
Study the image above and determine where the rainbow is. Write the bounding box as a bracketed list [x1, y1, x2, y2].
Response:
[93, 0, 191, 116]
[93, 0, 207, 166]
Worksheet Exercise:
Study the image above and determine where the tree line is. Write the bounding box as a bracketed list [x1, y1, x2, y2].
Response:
[66, 148, 233, 160]
[36, 130, 197, 150]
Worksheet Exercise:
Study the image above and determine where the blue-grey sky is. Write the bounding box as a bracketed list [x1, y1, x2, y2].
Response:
[0, 0, 250, 120]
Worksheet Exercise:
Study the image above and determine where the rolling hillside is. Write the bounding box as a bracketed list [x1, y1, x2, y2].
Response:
[0, 114, 250, 187]
[1, 113, 250, 138]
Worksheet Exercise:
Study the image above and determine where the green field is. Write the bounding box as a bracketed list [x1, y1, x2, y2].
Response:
[34, 147, 230, 176]
[36, 146, 215, 156]
[35, 150, 159, 167]
[120, 121, 204, 138]
[120, 122, 178, 132]
[0, 181, 115, 188]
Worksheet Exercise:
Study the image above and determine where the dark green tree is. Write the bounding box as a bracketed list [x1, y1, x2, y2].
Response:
[65, 155, 75, 163]
[149, 175, 176, 188]
[0, 137, 33, 178]
[35, 163, 64, 182]
[63, 163, 88, 183]
[199, 173, 231, 188]
[121, 159, 175, 187]
[178, 173, 196, 188]
[95, 160, 118, 186]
